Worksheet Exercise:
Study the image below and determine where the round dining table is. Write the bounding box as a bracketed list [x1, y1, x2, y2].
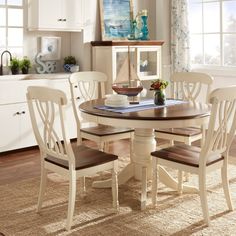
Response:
[79, 98, 211, 209]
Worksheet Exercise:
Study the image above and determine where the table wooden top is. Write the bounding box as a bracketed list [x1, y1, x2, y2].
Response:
[79, 99, 211, 121]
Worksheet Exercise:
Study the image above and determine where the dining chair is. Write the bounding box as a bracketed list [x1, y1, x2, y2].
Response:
[69, 71, 133, 152]
[26, 86, 119, 231]
[155, 72, 213, 147]
[151, 86, 236, 225]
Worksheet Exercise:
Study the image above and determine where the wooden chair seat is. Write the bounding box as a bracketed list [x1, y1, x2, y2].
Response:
[156, 127, 201, 137]
[45, 145, 118, 170]
[81, 124, 133, 137]
[151, 144, 223, 168]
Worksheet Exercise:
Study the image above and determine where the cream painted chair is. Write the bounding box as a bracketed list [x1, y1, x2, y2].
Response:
[27, 86, 119, 231]
[155, 72, 213, 147]
[69, 71, 133, 151]
[151, 86, 236, 225]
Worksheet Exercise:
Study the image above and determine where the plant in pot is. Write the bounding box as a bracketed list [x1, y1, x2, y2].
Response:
[20, 57, 31, 74]
[63, 56, 77, 72]
[10, 57, 20, 75]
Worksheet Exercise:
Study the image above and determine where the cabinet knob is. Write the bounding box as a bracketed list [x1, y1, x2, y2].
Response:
[63, 19, 66, 22]
[58, 19, 62, 21]
[74, 85, 78, 88]
[76, 97, 80, 100]
[16, 112, 20, 115]
[21, 111, 26, 114]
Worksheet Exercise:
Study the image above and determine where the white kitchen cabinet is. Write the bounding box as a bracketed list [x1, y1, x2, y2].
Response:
[91, 40, 164, 93]
[0, 103, 37, 152]
[0, 74, 77, 153]
[28, 0, 83, 31]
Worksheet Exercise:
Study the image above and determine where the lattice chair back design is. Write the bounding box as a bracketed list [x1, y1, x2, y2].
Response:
[152, 85, 236, 225]
[155, 72, 214, 147]
[26, 86, 119, 231]
[69, 71, 133, 151]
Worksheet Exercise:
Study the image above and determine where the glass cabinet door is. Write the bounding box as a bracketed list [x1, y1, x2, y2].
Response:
[114, 47, 135, 81]
[136, 47, 162, 80]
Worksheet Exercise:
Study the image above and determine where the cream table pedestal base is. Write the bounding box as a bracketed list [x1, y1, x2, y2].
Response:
[92, 128, 198, 208]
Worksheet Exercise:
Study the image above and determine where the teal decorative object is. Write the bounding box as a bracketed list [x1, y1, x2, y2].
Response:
[140, 15, 149, 40]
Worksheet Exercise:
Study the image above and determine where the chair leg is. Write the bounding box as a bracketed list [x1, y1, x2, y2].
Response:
[152, 157, 158, 206]
[199, 173, 210, 225]
[37, 165, 47, 212]
[66, 170, 77, 231]
[99, 141, 105, 151]
[141, 166, 147, 210]
[178, 171, 183, 194]
[81, 177, 86, 193]
[104, 141, 110, 152]
[184, 140, 191, 182]
[221, 163, 233, 211]
[112, 166, 119, 210]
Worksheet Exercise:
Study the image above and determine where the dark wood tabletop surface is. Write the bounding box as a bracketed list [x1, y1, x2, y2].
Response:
[79, 99, 211, 121]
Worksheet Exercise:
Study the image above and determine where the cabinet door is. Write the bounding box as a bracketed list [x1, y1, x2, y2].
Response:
[38, 0, 62, 29]
[136, 46, 162, 81]
[19, 103, 37, 149]
[0, 104, 21, 152]
[62, 0, 83, 30]
[0, 103, 37, 152]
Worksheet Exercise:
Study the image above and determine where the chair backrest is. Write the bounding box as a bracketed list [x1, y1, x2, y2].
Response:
[200, 86, 236, 166]
[69, 71, 107, 128]
[27, 86, 75, 166]
[171, 72, 213, 103]
[69, 71, 107, 101]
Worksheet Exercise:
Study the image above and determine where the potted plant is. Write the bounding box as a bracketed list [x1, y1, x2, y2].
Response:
[10, 57, 20, 75]
[63, 56, 77, 72]
[20, 57, 31, 74]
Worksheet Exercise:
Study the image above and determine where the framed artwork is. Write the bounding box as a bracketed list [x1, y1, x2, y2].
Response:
[40, 37, 61, 61]
[99, 0, 133, 40]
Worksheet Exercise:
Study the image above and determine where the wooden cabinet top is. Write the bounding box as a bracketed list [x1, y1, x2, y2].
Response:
[91, 40, 164, 47]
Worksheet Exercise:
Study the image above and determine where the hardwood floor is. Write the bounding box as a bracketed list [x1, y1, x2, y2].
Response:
[0, 137, 235, 186]
[0, 139, 131, 185]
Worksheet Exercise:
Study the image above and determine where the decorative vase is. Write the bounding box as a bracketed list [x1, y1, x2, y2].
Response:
[154, 89, 166, 105]
[11, 68, 19, 75]
[22, 67, 29, 74]
[140, 15, 149, 40]
[63, 64, 75, 72]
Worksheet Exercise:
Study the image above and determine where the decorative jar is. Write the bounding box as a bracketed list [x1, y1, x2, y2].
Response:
[154, 89, 166, 105]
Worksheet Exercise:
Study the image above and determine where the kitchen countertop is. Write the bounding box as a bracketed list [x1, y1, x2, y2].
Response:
[0, 73, 71, 81]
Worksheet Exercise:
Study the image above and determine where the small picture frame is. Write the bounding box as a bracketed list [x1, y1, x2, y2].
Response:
[99, 0, 134, 41]
[41, 37, 61, 61]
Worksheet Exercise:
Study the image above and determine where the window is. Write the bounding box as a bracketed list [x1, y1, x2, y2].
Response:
[0, 0, 24, 60]
[189, 0, 236, 68]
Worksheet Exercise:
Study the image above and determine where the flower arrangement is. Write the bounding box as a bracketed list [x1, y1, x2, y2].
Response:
[150, 79, 169, 91]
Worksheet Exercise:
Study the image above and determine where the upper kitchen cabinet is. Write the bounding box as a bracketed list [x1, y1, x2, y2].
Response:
[28, 0, 83, 31]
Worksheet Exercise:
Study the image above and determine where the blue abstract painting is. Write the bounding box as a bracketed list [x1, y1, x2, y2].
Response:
[100, 0, 133, 40]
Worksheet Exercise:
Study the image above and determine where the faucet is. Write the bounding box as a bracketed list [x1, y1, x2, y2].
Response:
[0, 50, 12, 75]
